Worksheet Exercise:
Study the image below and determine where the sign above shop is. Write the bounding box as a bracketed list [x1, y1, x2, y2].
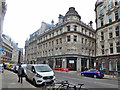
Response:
[69, 60, 74, 63]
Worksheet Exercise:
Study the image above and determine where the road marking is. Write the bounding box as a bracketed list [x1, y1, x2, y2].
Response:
[61, 75, 118, 88]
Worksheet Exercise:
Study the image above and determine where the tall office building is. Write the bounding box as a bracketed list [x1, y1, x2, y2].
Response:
[95, 0, 120, 74]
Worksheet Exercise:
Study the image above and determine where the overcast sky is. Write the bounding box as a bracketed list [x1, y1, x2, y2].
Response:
[3, 0, 97, 48]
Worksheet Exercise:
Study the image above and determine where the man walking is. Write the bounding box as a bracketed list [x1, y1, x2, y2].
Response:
[18, 65, 24, 83]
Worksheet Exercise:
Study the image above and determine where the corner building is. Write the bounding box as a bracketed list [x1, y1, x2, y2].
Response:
[25, 7, 96, 71]
[95, 0, 120, 74]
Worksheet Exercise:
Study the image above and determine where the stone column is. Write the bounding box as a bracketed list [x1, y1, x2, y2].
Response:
[87, 59, 89, 69]
[53, 58, 56, 68]
[62, 58, 66, 69]
[77, 57, 81, 71]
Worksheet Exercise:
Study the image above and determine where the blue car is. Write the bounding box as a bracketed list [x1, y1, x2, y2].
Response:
[81, 69, 104, 78]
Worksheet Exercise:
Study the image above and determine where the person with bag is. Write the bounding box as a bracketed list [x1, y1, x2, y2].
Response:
[18, 65, 24, 83]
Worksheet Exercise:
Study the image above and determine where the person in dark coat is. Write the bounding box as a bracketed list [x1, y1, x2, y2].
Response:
[18, 65, 24, 83]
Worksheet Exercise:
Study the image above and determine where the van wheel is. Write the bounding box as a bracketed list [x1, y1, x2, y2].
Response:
[33, 79, 37, 86]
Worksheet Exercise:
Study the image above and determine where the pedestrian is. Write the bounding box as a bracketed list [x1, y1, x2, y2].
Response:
[18, 65, 24, 83]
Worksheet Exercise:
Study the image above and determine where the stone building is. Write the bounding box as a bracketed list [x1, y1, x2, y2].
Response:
[1, 34, 13, 63]
[25, 7, 96, 71]
[0, 0, 6, 37]
[95, 0, 120, 74]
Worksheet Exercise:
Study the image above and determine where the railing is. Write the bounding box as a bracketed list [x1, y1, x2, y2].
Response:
[52, 67, 69, 72]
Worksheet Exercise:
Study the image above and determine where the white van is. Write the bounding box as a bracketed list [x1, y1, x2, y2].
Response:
[26, 64, 55, 85]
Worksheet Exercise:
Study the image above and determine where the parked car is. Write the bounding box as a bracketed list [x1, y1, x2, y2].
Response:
[81, 69, 104, 78]
[10, 64, 16, 71]
[13, 65, 19, 73]
[26, 64, 55, 86]
[0, 64, 4, 73]
[6, 64, 12, 70]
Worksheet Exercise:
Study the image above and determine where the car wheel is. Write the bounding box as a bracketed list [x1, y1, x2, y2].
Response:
[33, 79, 37, 86]
[93, 75, 97, 78]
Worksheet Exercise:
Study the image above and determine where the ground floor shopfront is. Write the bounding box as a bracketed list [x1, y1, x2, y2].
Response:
[36, 55, 95, 72]
[96, 54, 120, 74]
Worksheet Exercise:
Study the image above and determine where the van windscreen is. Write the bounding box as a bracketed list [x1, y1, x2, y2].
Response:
[35, 65, 52, 72]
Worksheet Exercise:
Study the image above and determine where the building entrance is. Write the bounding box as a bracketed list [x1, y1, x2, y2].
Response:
[81, 58, 87, 71]
[67, 57, 77, 71]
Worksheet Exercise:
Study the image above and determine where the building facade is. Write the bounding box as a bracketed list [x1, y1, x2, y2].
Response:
[1, 34, 13, 63]
[95, 0, 120, 74]
[1, 34, 19, 64]
[0, 0, 6, 37]
[25, 7, 96, 71]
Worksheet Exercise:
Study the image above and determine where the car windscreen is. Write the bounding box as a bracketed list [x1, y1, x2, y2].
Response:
[35, 65, 52, 72]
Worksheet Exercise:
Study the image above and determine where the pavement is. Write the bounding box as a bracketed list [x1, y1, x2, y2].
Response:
[54, 71, 118, 80]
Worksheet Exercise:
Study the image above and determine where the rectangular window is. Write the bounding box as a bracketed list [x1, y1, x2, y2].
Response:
[60, 38, 62, 44]
[115, 26, 119, 36]
[56, 30, 58, 35]
[82, 48, 84, 55]
[52, 49, 53, 55]
[49, 42, 51, 47]
[60, 47, 62, 55]
[60, 28, 63, 34]
[52, 41, 54, 46]
[85, 48, 87, 55]
[52, 32, 54, 37]
[67, 25, 70, 31]
[109, 28, 113, 38]
[102, 61, 106, 70]
[115, 0, 118, 6]
[101, 45, 104, 54]
[100, 5, 103, 14]
[109, 14, 112, 23]
[82, 38, 84, 43]
[74, 35, 77, 42]
[74, 25, 77, 31]
[46, 35, 48, 40]
[109, 61, 116, 71]
[49, 34, 51, 38]
[85, 39, 87, 44]
[101, 31, 104, 40]
[108, 0, 111, 9]
[56, 48, 58, 55]
[115, 11, 119, 21]
[56, 39, 58, 45]
[85, 30, 87, 35]
[92, 50, 94, 56]
[82, 28, 84, 33]
[116, 42, 120, 53]
[110, 43, 113, 53]
[67, 35, 71, 42]
[101, 18, 103, 26]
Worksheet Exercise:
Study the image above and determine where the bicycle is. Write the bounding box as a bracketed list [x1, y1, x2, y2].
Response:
[55, 80, 84, 90]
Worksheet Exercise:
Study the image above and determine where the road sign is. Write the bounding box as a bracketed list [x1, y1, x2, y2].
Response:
[0, 47, 4, 51]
